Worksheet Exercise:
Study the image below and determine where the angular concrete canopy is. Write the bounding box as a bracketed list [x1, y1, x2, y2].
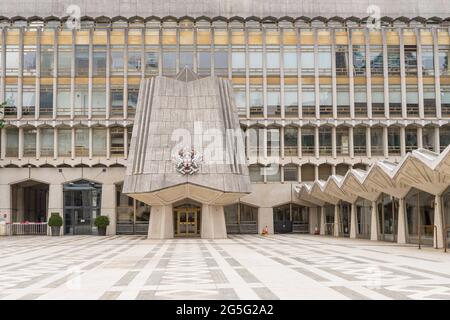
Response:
[123, 72, 251, 206]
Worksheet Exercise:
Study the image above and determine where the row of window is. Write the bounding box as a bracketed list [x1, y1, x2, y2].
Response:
[1, 124, 448, 159]
[2, 84, 450, 119]
[245, 125, 450, 157]
[1, 43, 449, 77]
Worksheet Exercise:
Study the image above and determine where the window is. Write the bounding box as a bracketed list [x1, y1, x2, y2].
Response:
[162, 51, 176, 74]
[405, 127, 418, 152]
[128, 47, 141, 72]
[336, 127, 350, 155]
[387, 45, 400, 75]
[6, 45, 19, 75]
[249, 165, 264, 182]
[266, 164, 281, 182]
[388, 126, 401, 155]
[93, 46, 106, 76]
[110, 127, 124, 156]
[74, 87, 88, 116]
[421, 45, 434, 76]
[389, 85, 402, 117]
[284, 51, 297, 71]
[370, 46, 383, 75]
[40, 87, 53, 116]
[301, 127, 315, 155]
[232, 51, 245, 70]
[6, 128, 19, 157]
[180, 50, 193, 69]
[249, 51, 262, 69]
[284, 127, 298, 156]
[214, 50, 228, 73]
[371, 127, 384, 155]
[111, 88, 123, 117]
[300, 46, 314, 75]
[56, 87, 70, 116]
[198, 51, 211, 74]
[40, 128, 54, 157]
[75, 128, 89, 156]
[354, 86, 367, 117]
[284, 90, 298, 117]
[320, 85, 332, 117]
[353, 45, 366, 76]
[423, 85, 436, 117]
[406, 86, 419, 117]
[284, 165, 298, 182]
[404, 45, 417, 75]
[266, 52, 279, 69]
[335, 45, 348, 75]
[75, 45, 89, 76]
[267, 90, 280, 117]
[438, 45, 449, 76]
[267, 127, 280, 157]
[318, 46, 331, 75]
[354, 126, 367, 155]
[58, 128, 72, 157]
[422, 126, 435, 151]
[372, 86, 385, 117]
[58, 46, 72, 76]
[337, 86, 350, 118]
[145, 50, 159, 75]
[23, 128, 36, 157]
[249, 90, 263, 117]
[92, 87, 106, 116]
[23, 46, 37, 75]
[40, 45, 54, 76]
[233, 88, 246, 116]
[111, 46, 124, 72]
[22, 88, 36, 116]
[319, 127, 332, 155]
[128, 87, 139, 116]
[302, 86, 315, 117]
[93, 128, 107, 156]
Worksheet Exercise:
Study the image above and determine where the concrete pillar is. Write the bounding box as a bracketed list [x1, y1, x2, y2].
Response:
[201, 204, 227, 239]
[334, 204, 340, 237]
[48, 184, 63, 236]
[350, 202, 357, 239]
[258, 207, 274, 235]
[370, 200, 378, 241]
[309, 207, 319, 234]
[100, 184, 116, 236]
[434, 195, 444, 249]
[0, 184, 12, 225]
[397, 198, 407, 244]
[320, 206, 326, 235]
[148, 205, 173, 239]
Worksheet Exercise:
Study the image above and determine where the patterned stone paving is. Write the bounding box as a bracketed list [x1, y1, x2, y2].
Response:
[1, 234, 450, 300]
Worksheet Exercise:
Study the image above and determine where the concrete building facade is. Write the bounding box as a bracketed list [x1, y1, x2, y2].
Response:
[0, 0, 449, 245]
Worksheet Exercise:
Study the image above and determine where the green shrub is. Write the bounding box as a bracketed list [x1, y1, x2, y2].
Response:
[48, 213, 63, 227]
[94, 215, 110, 228]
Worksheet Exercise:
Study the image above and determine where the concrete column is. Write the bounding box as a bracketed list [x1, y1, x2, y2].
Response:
[400, 126, 406, 156]
[48, 184, 63, 236]
[332, 126, 336, 158]
[0, 184, 12, 225]
[397, 198, 407, 244]
[350, 202, 357, 239]
[148, 204, 173, 239]
[309, 207, 318, 234]
[100, 184, 116, 236]
[349, 126, 354, 158]
[370, 200, 378, 241]
[434, 195, 444, 249]
[18, 127, 23, 159]
[366, 126, 371, 158]
[334, 204, 340, 237]
[314, 126, 319, 158]
[320, 206, 326, 235]
[417, 126, 423, 148]
[258, 207, 274, 235]
[201, 204, 227, 239]
[383, 126, 388, 158]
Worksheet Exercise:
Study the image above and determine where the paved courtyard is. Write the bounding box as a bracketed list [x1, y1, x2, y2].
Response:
[1, 235, 450, 300]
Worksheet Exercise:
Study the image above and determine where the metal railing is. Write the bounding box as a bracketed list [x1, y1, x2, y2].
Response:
[284, 146, 298, 156]
[6, 222, 47, 235]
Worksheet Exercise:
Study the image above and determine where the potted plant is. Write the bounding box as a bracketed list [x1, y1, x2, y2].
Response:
[48, 213, 63, 236]
[94, 215, 110, 236]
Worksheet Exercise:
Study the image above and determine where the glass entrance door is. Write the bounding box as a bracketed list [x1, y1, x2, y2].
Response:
[174, 206, 200, 237]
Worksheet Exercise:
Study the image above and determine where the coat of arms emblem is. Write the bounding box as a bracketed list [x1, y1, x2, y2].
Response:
[173, 147, 202, 175]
